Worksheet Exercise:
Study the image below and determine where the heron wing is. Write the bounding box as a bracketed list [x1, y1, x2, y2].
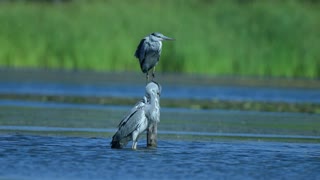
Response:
[116, 107, 146, 139]
[111, 107, 146, 148]
[111, 98, 147, 148]
[134, 38, 147, 62]
[118, 99, 145, 127]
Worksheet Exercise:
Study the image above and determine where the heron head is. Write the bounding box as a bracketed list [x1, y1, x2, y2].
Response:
[146, 81, 161, 98]
[150, 32, 174, 42]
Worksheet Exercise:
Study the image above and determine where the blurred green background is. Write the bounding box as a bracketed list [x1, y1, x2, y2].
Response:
[0, 0, 319, 78]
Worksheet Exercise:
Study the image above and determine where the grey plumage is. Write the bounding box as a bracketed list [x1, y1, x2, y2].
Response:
[111, 81, 161, 149]
[134, 32, 174, 82]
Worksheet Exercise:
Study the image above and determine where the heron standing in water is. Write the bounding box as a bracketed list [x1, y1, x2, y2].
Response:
[111, 81, 161, 149]
[135, 32, 174, 83]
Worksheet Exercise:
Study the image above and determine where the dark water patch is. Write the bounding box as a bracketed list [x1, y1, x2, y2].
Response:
[0, 134, 319, 180]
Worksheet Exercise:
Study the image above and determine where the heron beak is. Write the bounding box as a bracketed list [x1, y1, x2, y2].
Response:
[162, 36, 175, 41]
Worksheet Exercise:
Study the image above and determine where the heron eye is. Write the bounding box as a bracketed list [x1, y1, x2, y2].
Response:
[152, 33, 160, 38]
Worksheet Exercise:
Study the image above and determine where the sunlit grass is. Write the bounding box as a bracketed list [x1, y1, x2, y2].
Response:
[0, 0, 319, 78]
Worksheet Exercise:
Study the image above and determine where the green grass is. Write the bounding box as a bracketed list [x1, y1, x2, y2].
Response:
[0, 0, 320, 78]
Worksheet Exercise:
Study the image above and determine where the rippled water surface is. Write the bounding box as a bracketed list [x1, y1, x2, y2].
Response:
[1, 134, 319, 180]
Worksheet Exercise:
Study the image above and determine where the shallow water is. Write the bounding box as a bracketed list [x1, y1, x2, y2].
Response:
[1, 134, 319, 180]
[1, 70, 320, 179]
[0, 101, 319, 180]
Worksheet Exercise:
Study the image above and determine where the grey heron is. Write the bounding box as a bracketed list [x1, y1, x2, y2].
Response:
[134, 32, 174, 83]
[111, 81, 161, 149]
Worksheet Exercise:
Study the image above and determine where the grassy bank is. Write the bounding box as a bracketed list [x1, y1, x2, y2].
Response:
[0, 0, 320, 78]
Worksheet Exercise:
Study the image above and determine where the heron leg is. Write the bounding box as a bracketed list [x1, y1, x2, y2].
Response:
[132, 142, 137, 150]
[152, 67, 156, 79]
[132, 131, 139, 150]
[146, 72, 149, 84]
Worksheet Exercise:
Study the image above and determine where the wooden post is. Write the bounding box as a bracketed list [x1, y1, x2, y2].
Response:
[147, 122, 157, 148]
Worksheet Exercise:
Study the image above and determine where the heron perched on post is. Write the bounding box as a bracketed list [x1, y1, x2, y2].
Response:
[111, 81, 161, 149]
[135, 32, 174, 83]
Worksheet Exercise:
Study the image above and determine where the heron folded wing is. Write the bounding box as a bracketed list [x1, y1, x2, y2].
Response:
[118, 99, 145, 127]
[134, 38, 147, 61]
[117, 109, 146, 138]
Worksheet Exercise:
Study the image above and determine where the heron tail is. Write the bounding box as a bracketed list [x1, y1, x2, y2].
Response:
[111, 133, 122, 148]
[111, 140, 122, 149]
[110, 133, 130, 149]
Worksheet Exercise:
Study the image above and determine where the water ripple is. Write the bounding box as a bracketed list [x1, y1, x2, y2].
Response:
[1, 134, 320, 180]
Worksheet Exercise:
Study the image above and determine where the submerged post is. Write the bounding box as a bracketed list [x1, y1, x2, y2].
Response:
[147, 122, 157, 148]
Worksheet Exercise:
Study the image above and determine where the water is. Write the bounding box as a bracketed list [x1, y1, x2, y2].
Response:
[0, 134, 319, 180]
[1, 81, 320, 103]
[1, 69, 320, 179]
[1, 69, 320, 104]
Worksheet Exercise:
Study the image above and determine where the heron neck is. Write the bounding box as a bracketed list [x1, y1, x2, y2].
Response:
[149, 94, 158, 110]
